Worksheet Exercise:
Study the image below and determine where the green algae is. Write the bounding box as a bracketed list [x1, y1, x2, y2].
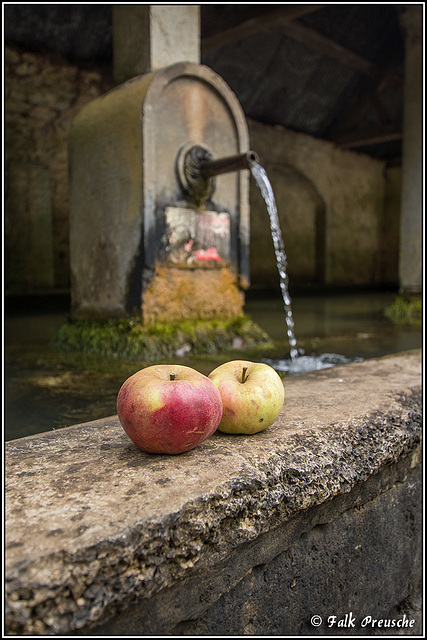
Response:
[53, 314, 273, 360]
[384, 296, 422, 326]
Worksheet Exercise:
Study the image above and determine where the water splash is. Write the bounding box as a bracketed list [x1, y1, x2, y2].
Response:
[251, 163, 298, 360]
[264, 353, 363, 376]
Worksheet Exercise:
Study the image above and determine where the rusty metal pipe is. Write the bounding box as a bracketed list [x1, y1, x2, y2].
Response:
[199, 150, 259, 178]
[176, 144, 259, 205]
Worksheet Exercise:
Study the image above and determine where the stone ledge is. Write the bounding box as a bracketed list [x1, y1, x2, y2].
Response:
[5, 350, 422, 635]
[89, 448, 422, 636]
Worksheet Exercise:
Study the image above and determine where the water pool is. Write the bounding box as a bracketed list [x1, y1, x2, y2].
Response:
[4, 291, 422, 440]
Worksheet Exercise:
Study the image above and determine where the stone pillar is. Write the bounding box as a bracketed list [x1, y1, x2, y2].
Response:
[113, 5, 200, 83]
[398, 6, 422, 294]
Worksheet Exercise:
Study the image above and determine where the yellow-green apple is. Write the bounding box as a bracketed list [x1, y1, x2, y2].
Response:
[208, 360, 284, 434]
[117, 364, 223, 454]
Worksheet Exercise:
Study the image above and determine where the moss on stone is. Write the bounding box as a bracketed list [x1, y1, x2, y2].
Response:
[53, 315, 273, 360]
[141, 265, 246, 326]
[384, 295, 422, 326]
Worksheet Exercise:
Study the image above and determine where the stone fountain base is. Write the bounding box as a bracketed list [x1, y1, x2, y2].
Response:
[5, 350, 422, 635]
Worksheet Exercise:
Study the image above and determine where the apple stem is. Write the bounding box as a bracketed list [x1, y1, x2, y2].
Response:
[241, 367, 248, 383]
[170, 373, 177, 381]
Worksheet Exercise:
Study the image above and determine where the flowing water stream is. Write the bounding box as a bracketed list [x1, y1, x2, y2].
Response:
[250, 163, 298, 360]
[251, 162, 368, 375]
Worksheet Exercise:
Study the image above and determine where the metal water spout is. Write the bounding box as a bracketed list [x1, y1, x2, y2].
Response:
[176, 145, 259, 206]
[199, 149, 259, 177]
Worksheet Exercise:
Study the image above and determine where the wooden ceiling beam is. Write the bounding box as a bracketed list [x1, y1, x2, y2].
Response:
[274, 19, 377, 78]
[201, 5, 323, 51]
[331, 123, 402, 148]
[329, 56, 403, 141]
[202, 6, 378, 80]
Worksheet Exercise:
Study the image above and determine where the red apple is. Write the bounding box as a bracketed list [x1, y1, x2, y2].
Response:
[208, 360, 284, 434]
[117, 364, 223, 454]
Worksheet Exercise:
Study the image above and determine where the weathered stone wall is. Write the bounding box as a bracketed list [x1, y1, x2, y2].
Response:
[5, 352, 422, 635]
[249, 119, 390, 288]
[5, 45, 112, 292]
[5, 44, 401, 294]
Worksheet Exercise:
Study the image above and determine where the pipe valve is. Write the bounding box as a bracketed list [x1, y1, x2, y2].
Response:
[176, 143, 259, 205]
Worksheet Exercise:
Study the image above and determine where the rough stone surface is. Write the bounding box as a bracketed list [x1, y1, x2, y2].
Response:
[169, 463, 422, 636]
[5, 45, 112, 292]
[5, 351, 422, 635]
